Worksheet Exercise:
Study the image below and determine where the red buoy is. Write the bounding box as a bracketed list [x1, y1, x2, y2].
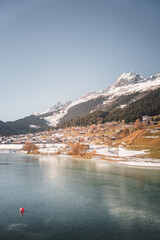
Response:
[20, 208, 24, 213]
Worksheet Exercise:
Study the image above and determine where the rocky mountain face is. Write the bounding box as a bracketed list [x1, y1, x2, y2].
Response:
[0, 71, 160, 135]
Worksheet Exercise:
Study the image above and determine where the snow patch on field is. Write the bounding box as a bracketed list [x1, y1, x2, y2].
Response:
[30, 125, 40, 129]
[143, 136, 159, 138]
[89, 144, 160, 167]
[89, 145, 148, 157]
[119, 104, 127, 109]
[37, 143, 66, 154]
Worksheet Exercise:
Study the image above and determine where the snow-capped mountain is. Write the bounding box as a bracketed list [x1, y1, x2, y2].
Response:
[111, 71, 145, 88]
[39, 71, 160, 127]
[1, 71, 160, 136]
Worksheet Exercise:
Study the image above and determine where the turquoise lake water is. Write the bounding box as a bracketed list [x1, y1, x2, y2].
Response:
[0, 153, 160, 240]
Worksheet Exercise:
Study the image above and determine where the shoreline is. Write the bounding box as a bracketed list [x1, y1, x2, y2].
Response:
[0, 143, 160, 169]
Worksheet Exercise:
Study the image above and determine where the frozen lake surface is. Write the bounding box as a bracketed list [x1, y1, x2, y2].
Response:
[0, 153, 160, 240]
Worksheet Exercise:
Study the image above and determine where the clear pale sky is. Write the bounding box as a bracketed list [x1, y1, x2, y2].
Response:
[0, 0, 160, 121]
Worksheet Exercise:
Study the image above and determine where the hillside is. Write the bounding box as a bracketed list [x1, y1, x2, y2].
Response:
[58, 88, 160, 128]
[0, 115, 50, 136]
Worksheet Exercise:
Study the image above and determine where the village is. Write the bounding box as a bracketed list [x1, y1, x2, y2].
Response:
[0, 121, 137, 146]
[0, 116, 160, 165]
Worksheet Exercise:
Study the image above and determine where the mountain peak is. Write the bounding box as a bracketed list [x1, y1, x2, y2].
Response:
[32, 112, 39, 116]
[149, 72, 160, 80]
[40, 101, 72, 115]
[112, 71, 144, 88]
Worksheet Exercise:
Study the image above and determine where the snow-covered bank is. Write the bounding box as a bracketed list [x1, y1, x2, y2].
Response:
[37, 143, 66, 154]
[89, 145, 160, 167]
[89, 144, 148, 157]
[0, 143, 66, 155]
[0, 143, 160, 168]
[0, 144, 23, 150]
[119, 161, 160, 167]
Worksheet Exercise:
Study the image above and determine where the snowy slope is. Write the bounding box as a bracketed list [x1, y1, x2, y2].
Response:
[41, 101, 72, 115]
[40, 71, 160, 126]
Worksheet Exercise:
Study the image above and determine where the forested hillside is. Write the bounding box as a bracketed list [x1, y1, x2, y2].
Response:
[0, 115, 49, 136]
[58, 88, 160, 128]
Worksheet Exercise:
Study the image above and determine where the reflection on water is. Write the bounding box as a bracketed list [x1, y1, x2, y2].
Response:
[0, 153, 160, 240]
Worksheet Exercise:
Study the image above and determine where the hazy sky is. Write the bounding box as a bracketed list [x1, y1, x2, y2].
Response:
[0, 0, 160, 121]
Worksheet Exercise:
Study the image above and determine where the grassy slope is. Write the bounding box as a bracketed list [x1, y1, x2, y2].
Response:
[117, 123, 160, 158]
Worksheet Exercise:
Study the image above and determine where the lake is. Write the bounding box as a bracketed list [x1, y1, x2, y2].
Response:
[0, 153, 160, 240]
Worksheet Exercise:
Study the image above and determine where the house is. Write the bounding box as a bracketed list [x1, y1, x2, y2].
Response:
[142, 116, 152, 121]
